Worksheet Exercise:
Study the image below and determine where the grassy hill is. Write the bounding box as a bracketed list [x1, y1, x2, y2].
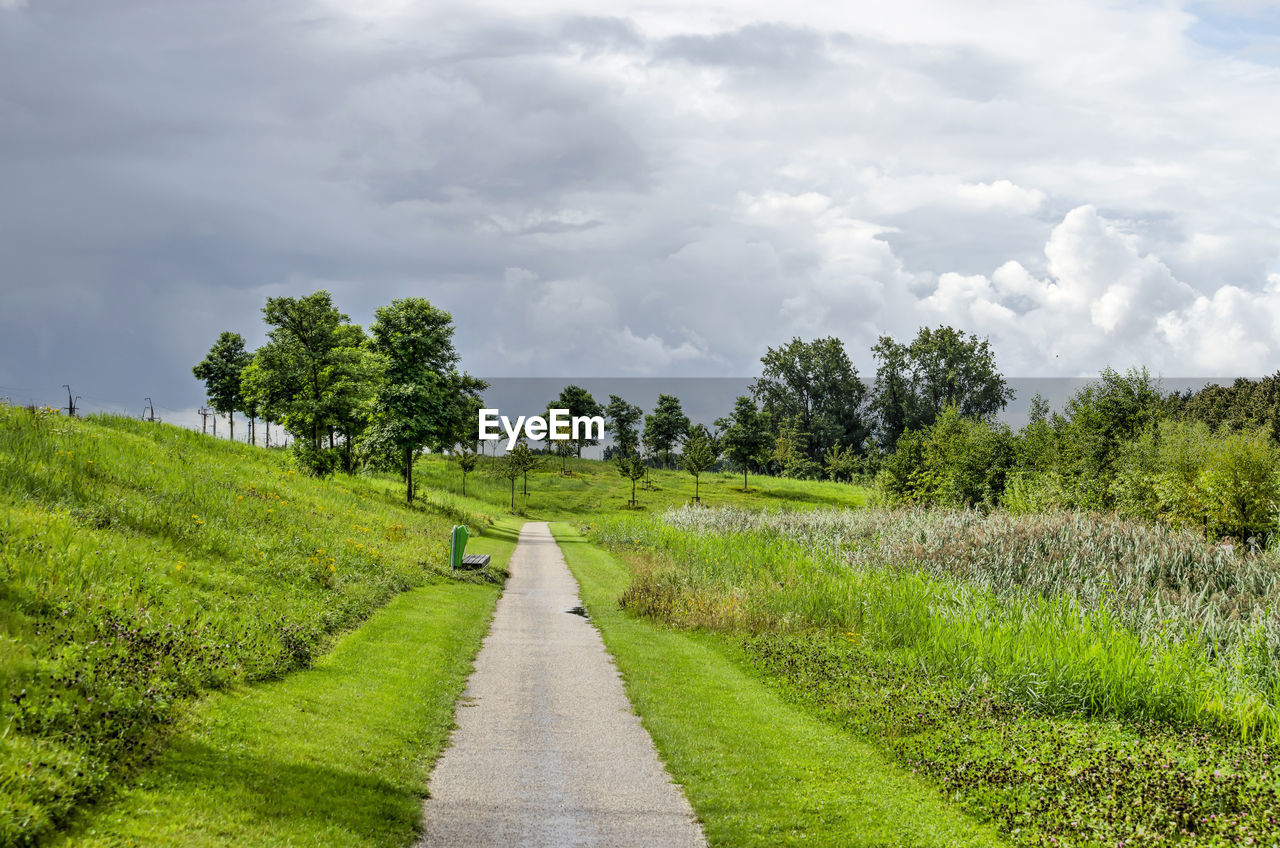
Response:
[0, 406, 500, 846]
[412, 452, 870, 518]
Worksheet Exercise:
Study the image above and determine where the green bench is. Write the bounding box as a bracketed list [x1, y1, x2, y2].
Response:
[449, 525, 490, 571]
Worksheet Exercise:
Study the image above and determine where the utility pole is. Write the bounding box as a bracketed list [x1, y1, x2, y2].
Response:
[62, 385, 80, 417]
[198, 407, 210, 434]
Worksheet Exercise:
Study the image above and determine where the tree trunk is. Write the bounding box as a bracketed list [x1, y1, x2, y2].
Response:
[510, 477, 516, 511]
[405, 446, 414, 503]
[462, 472, 467, 497]
[229, 410, 235, 442]
[522, 470, 528, 495]
[631, 477, 636, 507]
[743, 468, 748, 490]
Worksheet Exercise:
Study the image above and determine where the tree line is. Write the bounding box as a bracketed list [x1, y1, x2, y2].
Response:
[197, 300, 1280, 537]
[193, 291, 484, 502]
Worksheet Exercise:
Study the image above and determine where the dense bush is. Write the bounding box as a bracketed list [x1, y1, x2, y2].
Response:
[876, 406, 1014, 508]
[875, 369, 1280, 541]
[1111, 419, 1280, 540]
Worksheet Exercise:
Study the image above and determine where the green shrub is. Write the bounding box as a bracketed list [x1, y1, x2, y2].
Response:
[877, 406, 1014, 507]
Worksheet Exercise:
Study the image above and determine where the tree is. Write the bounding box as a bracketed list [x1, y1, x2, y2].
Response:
[753, 336, 869, 469]
[366, 297, 486, 502]
[871, 326, 1012, 450]
[553, 437, 575, 475]
[551, 385, 604, 458]
[823, 443, 858, 483]
[492, 451, 524, 511]
[241, 291, 370, 473]
[615, 453, 646, 507]
[643, 394, 690, 469]
[193, 331, 251, 442]
[679, 428, 720, 504]
[1056, 367, 1165, 508]
[715, 395, 774, 490]
[772, 416, 821, 479]
[869, 336, 916, 450]
[508, 442, 539, 496]
[456, 449, 479, 497]
[605, 395, 644, 457]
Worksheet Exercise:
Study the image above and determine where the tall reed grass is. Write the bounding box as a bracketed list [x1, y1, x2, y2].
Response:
[590, 506, 1280, 738]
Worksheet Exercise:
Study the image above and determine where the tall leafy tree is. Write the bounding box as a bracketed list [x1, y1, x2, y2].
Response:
[715, 395, 774, 490]
[752, 337, 868, 468]
[604, 395, 643, 457]
[242, 291, 365, 460]
[642, 394, 690, 469]
[869, 336, 916, 450]
[550, 385, 604, 458]
[367, 297, 486, 503]
[871, 326, 1012, 449]
[1056, 366, 1165, 508]
[193, 331, 251, 442]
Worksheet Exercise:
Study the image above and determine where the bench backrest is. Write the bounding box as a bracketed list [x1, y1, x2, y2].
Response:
[449, 524, 469, 570]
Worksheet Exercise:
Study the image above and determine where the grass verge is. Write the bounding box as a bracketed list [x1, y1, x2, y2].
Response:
[52, 518, 519, 848]
[414, 453, 869, 519]
[550, 522, 1004, 848]
[0, 407, 498, 844]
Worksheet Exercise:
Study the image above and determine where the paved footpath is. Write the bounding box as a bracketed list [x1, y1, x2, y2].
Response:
[417, 522, 707, 848]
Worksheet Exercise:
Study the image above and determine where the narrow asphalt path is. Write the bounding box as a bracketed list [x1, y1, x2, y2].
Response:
[416, 521, 706, 848]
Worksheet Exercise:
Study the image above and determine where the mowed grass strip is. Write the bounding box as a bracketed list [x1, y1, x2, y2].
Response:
[53, 520, 519, 848]
[551, 523, 1005, 848]
[415, 453, 869, 519]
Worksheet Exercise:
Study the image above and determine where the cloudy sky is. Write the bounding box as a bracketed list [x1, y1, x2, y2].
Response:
[2, 0, 1279, 417]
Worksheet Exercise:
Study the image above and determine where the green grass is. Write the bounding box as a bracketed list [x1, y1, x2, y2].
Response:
[413, 453, 869, 519]
[0, 406, 501, 846]
[51, 518, 518, 847]
[550, 522, 1004, 848]
[586, 504, 1280, 845]
[593, 505, 1280, 738]
[742, 631, 1280, 847]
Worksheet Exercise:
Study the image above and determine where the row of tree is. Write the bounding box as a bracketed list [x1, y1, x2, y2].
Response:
[193, 291, 484, 501]
[436, 326, 1011, 503]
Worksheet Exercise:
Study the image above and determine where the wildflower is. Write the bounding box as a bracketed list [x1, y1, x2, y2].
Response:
[176, 561, 185, 571]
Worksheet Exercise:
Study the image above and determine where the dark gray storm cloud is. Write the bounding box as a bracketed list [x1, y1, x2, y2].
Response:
[1, 0, 1279, 424]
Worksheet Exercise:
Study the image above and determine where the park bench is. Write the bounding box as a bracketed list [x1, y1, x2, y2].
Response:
[450, 524, 490, 571]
